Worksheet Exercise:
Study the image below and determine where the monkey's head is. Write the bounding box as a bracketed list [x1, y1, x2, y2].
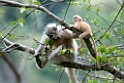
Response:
[45, 23, 58, 39]
[73, 15, 82, 22]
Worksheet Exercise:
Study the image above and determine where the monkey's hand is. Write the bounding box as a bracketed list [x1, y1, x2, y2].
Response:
[35, 54, 43, 69]
[78, 45, 83, 52]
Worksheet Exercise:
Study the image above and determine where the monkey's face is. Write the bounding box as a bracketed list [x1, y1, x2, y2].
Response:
[73, 16, 78, 22]
[73, 15, 82, 22]
[46, 26, 58, 39]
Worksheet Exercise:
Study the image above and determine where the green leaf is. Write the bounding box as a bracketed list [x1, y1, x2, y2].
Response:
[87, 80, 92, 83]
[92, 18, 98, 25]
[49, 37, 60, 48]
[96, 55, 101, 63]
[18, 18, 25, 27]
[101, 56, 107, 62]
[86, 5, 91, 10]
[83, 0, 86, 2]
[104, 32, 111, 39]
[34, 0, 40, 5]
[120, 29, 124, 34]
[20, 7, 26, 14]
[98, 45, 107, 54]
[10, 21, 17, 26]
[61, 67, 65, 70]
[108, 45, 117, 53]
[96, 7, 100, 14]
[0, 32, 2, 37]
[9, 35, 14, 39]
[79, 48, 85, 53]
[73, 2, 78, 6]
[60, 49, 67, 55]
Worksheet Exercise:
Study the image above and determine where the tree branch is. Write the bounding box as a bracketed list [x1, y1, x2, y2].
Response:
[2, 37, 35, 55]
[1, 37, 124, 80]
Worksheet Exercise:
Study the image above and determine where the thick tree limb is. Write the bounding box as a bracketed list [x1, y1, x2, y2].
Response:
[0, 0, 97, 58]
[2, 37, 35, 55]
[1, 37, 124, 80]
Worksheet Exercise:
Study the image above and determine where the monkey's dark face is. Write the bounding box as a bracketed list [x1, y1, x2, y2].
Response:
[46, 26, 57, 39]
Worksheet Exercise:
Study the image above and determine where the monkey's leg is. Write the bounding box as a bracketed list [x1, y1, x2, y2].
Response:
[47, 46, 62, 61]
[65, 68, 78, 83]
[78, 31, 89, 51]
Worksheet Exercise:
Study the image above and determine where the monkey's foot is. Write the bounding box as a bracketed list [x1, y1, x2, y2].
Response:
[35, 55, 42, 68]
[78, 45, 83, 52]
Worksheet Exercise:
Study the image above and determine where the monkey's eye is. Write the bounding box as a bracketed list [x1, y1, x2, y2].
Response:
[73, 16, 77, 19]
[52, 27, 57, 31]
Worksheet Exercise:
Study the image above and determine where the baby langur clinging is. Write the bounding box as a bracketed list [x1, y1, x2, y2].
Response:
[70, 15, 97, 57]
[34, 23, 78, 83]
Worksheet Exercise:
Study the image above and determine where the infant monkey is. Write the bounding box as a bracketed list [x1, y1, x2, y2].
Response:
[70, 15, 97, 55]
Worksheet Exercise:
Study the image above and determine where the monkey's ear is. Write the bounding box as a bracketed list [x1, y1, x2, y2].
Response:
[79, 19, 82, 21]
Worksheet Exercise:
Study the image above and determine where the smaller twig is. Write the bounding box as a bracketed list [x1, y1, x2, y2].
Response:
[1, 43, 19, 53]
[81, 70, 90, 83]
[59, 69, 64, 83]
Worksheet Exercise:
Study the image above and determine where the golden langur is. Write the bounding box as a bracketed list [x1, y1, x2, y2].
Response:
[70, 15, 97, 56]
[34, 23, 79, 83]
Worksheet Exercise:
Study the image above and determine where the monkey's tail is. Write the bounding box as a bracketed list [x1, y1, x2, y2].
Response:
[90, 36, 97, 58]
[91, 36, 101, 69]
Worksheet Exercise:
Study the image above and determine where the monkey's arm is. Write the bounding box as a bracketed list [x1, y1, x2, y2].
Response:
[61, 29, 78, 39]
[35, 34, 49, 55]
[34, 34, 50, 68]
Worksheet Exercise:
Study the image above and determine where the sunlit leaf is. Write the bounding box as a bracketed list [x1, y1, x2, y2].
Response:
[87, 80, 92, 83]
[18, 18, 25, 27]
[10, 21, 17, 26]
[104, 32, 111, 39]
[83, 0, 86, 2]
[87, 5, 91, 10]
[120, 29, 124, 34]
[98, 45, 107, 54]
[96, 55, 101, 63]
[96, 7, 100, 14]
[73, 2, 78, 6]
[61, 67, 65, 70]
[34, 0, 40, 5]
[80, 47, 84, 52]
[20, 7, 26, 14]
[0, 32, 2, 37]
[101, 56, 108, 62]
[9, 35, 14, 39]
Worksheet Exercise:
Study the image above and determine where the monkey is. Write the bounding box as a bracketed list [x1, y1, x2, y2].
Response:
[34, 23, 78, 83]
[69, 15, 97, 56]
[69, 15, 101, 69]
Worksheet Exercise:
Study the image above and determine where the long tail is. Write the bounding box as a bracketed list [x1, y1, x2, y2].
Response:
[91, 36, 101, 69]
[90, 36, 97, 58]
